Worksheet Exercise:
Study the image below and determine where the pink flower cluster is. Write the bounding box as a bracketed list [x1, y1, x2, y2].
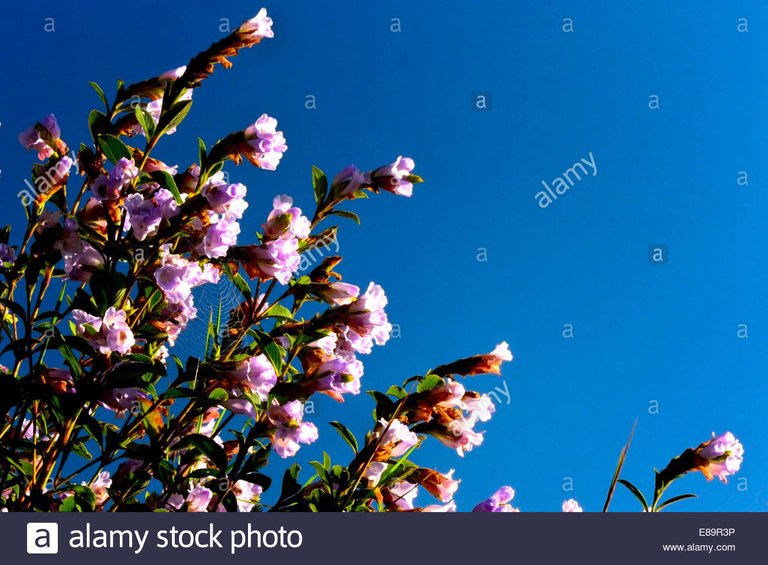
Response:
[433, 379, 498, 457]
[244, 195, 309, 284]
[191, 172, 249, 258]
[225, 354, 278, 417]
[72, 307, 135, 355]
[91, 157, 140, 202]
[300, 282, 394, 401]
[50, 217, 105, 282]
[124, 187, 179, 240]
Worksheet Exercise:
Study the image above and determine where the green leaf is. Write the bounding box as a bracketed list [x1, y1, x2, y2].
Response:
[312, 166, 328, 205]
[89, 82, 110, 113]
[156, 99, 192, 137]
[59, 496, 76, 512]
[277, 463, 302, 504]
[151, 170, 182, 204]
[134, 106, 156, 138]
[208, 388, 229, 403]
[329, 421, 358, 454]
[88, 110, 108, 144]
[261, 340, 284, 374]
[172, 433, 228, 472]
[417, 374, 444, 393]
[329, 210, 360, 224]
[602, 420, 637, 512]
[198, 138, 207, 167]
[160, 387, 195, 399]
[617, 479, 649, 512]
[264, 303, 294, 321]
[98, 134, 132, 164]
[655, 493, 697, 512]
[385, 385, 408, 399]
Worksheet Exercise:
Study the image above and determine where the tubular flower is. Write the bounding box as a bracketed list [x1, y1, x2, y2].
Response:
[267, 400, 318, 458]
[473, 486, 518, 512]
[72, 307, 135, 355]
[693, 432, 744, 483]
[562, 499, 583, 512]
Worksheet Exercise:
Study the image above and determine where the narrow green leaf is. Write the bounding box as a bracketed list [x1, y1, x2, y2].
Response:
[329, 210, 360, 224]
[134, 106, 156, 138]
[602, 419, 637, 512]
[656, 493, 697, 512]
[88, 82, 110, 113]
[617, 479, 649, 512]
[172, 434, 228, 472]
[156, 99, 192, 136]
[98, 134, 132, 164]
[329, 421, 358, 454]
[150, 170, 182, 204]
[312, 165, 328, 205]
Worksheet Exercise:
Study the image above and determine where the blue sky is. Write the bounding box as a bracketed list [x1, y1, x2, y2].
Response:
[1, 1, 766, 511]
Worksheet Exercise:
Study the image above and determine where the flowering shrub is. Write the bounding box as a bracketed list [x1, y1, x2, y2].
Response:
[0, 9, 742, 512]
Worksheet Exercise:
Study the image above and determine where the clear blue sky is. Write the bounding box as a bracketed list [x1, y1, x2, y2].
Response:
[1, 1, 766, 511]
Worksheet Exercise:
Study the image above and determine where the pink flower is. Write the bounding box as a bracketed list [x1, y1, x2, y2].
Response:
[158, 66, 187, 81]
[186, 485, 213, 512]
[231, 480, 263, 512]
[85, 471, 112, 507]
[62, 241, 103, 282]
[241, 237, 300, 284]
[202, 178, 248, 219]
[124, 188, 179, 241]
[364, 462, 388, 488]
[419, 469, 460, 503]
[463, 394, 496, 424]
[243, 114, 287, 170]
[267, 400, 318, 458]
[339, 282, 392, 350]
[263, 195, 311, 240]
[332, 165, 369, 196]
[99, 387, 148, 417]
[18, 114, 60, 160]
[314, 356, 364, 397]
[490, 341, 513, 363]
[473, 486, 518, 512]
[421, 501, 457, 512]
[316, 282, 360, 306]
[435, 417, 484, 457]
[379, 418, 418, 457]
[694, 432, 745, 483]
[238, 8, 275, 40]
[372, 156, 416, 197]
[72, 307, 135, 355]
[229, 355, 277, 401]
[386, 481, 419, 510]
[154, 246, 219, 306]
[562, 499, 583, 512]
[195, 213, 241, 258]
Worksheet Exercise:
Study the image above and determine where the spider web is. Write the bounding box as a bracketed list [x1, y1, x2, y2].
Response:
[172, 276, 245, 357]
